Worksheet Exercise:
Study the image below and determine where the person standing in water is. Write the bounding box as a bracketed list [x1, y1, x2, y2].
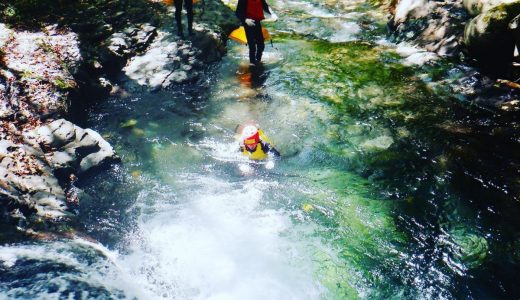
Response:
[175, 0, 194, 38]
[235, 0, 277, 66]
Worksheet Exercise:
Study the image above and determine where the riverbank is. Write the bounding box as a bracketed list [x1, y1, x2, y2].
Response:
[0, 0, 237, 238]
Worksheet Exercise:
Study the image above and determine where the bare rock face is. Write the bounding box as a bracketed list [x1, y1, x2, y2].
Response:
[78, 129, 116, 173]
[30, 119, 117, 174]
[0, 138, 69, 221]
[121, 0, 235, 92]
[389, 0, 470, 57]
[394, 0, 433, 23]
[0, 23, 79, 120]
[123, 26, 225, 91]
[0, 23, 117, 227]
[100, 23, 158, 74]
[0, 119, 116, 224]
[463, 0, 518, 15]
[0, 119, 117, 224]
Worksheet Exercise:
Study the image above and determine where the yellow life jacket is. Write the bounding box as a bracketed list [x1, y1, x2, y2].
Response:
[240, 129, 273, 161]
[241, 143, 268, 160]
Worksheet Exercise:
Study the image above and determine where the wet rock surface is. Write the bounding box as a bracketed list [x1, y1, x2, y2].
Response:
[388, 0, 520, 109]
[0, 25, 82, 226]
[0, 0, 237, 231]
[119, 1, 236, 92]
[388, 0, 469, 57]
[123, 28, 224, 91]
[464, 1, 520, 76]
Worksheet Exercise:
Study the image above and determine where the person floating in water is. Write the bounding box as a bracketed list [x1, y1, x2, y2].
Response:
[175, 0, 194, 38]
[239, 124, 280, 163]
[235, 0, 277, 66]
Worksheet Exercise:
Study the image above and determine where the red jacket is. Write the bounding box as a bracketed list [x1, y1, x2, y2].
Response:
[246, 0, 265, 21]
[235, 0, 271, 23]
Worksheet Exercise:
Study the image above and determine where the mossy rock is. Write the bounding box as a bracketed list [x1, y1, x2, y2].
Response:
[463, 0, 518, 16]
[449, 227, 489, 269]
[463, 1, 520, 76]
[120, 119, 138, 128]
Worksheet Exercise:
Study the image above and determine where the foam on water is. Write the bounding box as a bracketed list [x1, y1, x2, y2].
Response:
[0, 240, 149, 299]
[395, 42, 439, 66]
[328, 21, 361, 43]
[118, 175, 325, 299]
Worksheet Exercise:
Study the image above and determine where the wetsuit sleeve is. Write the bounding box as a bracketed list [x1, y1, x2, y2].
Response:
[268, 145, 280, 157]
[261, 142, 280, 157]
[261, 0, 271, 14]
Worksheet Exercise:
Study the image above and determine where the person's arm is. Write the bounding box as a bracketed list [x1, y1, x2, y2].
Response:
[235, 0, 247, 23]
[260, 0, 277, 22]
[261, 0, 271, 14]
[268, 145, 280, 157]
[261, 141, 280, 157]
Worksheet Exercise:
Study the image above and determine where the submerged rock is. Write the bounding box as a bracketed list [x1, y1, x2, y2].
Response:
[360, 135, 394, 151]
[447, 226, 489, 269]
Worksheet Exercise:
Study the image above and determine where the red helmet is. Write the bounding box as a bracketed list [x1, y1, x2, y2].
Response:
[241, 125, 259, 145]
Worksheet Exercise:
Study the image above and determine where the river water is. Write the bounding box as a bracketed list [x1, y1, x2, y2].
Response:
[1, 0, 520, 299]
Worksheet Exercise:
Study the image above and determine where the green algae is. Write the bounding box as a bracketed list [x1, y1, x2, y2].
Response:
[292, 168, 408, 298]
[446, 226, 489, 270]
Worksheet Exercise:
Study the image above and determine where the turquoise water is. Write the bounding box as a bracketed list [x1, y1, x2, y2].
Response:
[1, 0, 520, 298]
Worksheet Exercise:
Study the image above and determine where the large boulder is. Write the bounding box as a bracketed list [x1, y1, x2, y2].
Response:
[123, 27, 225, 91]
[463, 1, 520, 77]
[0, 119, 118, 226]
[0, 139, 70, 221]
[463, 0, 518, 15]
[99, 23, 158, 74]
[30, 119, 117, 176]
[389, 0, 469, 57]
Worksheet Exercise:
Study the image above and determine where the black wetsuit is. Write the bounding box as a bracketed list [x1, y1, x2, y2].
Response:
[175, 0, 193, 36]
[235, 0, 271, 64]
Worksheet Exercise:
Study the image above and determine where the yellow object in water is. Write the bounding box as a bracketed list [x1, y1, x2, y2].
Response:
[241, 143, 268, 160]
[120, 119, 138, 128]
[258, 129, 272, 145]
[229, 26, 271, 44]
[302, 204, 314, 213]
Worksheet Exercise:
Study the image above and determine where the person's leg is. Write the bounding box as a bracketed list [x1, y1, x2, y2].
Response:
[174, 0, 184, 37]
[244, 25, 257, 65]
[185, 0, 193, 35]
[254, 23, 265, 63]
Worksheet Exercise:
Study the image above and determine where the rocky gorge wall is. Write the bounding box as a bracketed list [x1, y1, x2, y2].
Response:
[387, 0, 520, 110]
[0, 0, 237, 238]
